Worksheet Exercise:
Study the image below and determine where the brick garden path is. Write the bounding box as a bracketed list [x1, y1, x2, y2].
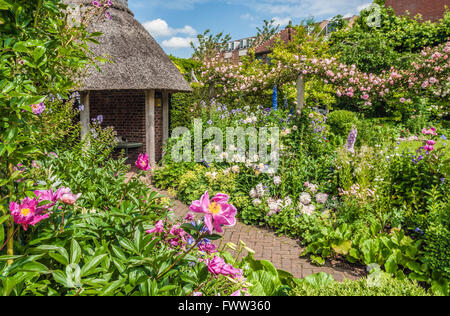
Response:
[131, 173, 365, 281]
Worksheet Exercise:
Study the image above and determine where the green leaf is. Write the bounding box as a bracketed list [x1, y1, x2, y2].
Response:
[1, 277, 16, 296]
[81, 254, 107, 277]
[70, 239, 82, 265]
[431, 278, 448, 296]
[332, 240, 352, 256]
[0, 0, 12, 10]
[303, 272, 334, 288]
[384, 255, 398, 274]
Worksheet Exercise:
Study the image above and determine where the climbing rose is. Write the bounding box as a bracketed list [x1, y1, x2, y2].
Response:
[135, 153, 151, 171]
[189, 192, 237, 234]
[10, 198, 50, 231]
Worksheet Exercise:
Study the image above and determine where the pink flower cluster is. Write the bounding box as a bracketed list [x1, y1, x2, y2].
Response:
[204, 256, 243, 279]
[91, 0, 112, 8]
[198, 40, 449, 110]
[422, 127, 438, 152]
[31, 103, 45, 115]
[9, 187, 81, 230]
[146, 219, 218, 254]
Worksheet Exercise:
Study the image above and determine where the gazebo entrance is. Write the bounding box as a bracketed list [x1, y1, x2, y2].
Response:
[79, 89, 170, 165]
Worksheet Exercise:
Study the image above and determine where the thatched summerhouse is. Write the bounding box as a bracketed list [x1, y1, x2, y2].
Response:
[66, 0, 192, 164]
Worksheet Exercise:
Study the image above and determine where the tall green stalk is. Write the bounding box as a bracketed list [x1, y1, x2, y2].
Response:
[6, 163, 14, 266]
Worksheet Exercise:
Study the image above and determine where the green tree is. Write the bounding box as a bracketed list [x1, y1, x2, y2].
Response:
[190, 29, 231, 61]
[0, 0, 104, 262]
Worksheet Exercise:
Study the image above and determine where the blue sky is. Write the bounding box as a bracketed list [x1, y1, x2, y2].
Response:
[129, 0, 373, 58]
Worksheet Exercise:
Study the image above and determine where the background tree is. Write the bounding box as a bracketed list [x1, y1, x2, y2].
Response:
[190, 29, 231, 61]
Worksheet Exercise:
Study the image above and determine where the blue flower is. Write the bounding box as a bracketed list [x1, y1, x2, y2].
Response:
[441, 135, 447, 141]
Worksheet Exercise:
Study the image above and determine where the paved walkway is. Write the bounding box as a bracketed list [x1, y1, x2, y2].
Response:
[140, 178, 366, 282]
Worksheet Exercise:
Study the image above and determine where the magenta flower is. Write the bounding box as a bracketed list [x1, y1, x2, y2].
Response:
[427, 140, 436, 146]
[205, 256, 242, 278]
[10, 198, 50, 231]
[184, 213, 195, 222]
[34, 189, 58, 213]
[135, 153, 151, 171]
[189, 192, 237, 234]
[146, 220, 164, 234]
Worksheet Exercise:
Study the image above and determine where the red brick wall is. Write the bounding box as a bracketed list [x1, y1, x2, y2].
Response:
[89, 90, 164, 163]
[385, 0, 449, 21]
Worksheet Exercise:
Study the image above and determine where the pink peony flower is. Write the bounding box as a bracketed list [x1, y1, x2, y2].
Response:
[135, 153, 151, 171]
[427, 140, 436, 146]
[205, 256, 242, 278]
[189, 192, 237, 234]
[34, 189, 58, 213]
[10, 198, 50, 231]
[55, 187, 81, 205]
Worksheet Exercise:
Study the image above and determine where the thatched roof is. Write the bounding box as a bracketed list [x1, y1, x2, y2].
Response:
[65, 0, 192, 92]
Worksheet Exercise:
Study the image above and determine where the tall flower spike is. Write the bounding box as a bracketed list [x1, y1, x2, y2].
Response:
[345, 127, 358, 154]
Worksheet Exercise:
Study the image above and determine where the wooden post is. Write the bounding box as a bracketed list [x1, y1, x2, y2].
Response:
[145, 89, 156, 166]
[162, 91, 169, 144]
[80, 91, 90, 139]
[296, 75, 305, 115]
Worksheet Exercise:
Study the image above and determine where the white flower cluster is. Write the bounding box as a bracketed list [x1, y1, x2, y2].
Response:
[243, 115, 257, 124]
[298, 182, 329, 216]
[205, 171, 218, 180]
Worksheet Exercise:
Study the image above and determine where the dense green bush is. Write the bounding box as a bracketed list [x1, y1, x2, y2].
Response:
[294, 271, 430, 296]
[423, 222, 450, 280]
[326, 110, 359, 143]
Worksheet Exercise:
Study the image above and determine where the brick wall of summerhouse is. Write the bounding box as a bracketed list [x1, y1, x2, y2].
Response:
[89, 90, 164, 163]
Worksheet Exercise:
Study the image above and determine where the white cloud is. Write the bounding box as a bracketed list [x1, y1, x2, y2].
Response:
[143, 18, 197, 38]
[272, 16, 292, 27]
[240, 13, 255, 21]
[162, 36, 198, 49]
[357, 2, 372, 12]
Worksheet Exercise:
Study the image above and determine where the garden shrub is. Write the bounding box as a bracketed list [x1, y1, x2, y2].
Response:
[423, 222, 450, 280]
[293, 271, 430, 296]
[326, 110, 359, 142]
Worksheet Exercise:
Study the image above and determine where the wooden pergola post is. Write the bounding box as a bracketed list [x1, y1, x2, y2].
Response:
[162, 91, 169, 144]
[296, 75, 305, 115]
[145, 89, 156, 167]
[80, 91, 90, 139]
